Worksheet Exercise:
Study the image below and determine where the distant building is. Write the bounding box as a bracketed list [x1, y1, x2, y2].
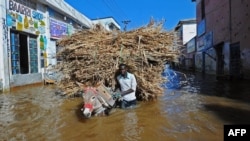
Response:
[175, 19, 197, 45]
[173, 19, 197, 69]
[0, 0, 92, 91]
[92, 17, 121, 31]
[192, 0, 250, 79]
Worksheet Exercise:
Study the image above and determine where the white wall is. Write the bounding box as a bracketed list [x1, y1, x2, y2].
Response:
[47, 40, 57, 65]
[182, 24, 197, 45]
[0, 0, 4, 90]
[43, 0, 93, 28]
[0, 0, 10, 91]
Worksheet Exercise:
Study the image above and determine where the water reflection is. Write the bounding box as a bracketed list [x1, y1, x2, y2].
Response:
[0, 85, 64, 141]
[186, 72, 250, 102]
[122, 111, 142, 141]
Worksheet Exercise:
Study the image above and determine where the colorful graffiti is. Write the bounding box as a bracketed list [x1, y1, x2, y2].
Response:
[7, 0, 46, 35]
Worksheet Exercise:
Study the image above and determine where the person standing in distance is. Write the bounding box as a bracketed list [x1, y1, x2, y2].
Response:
[115, 63, 137, 109]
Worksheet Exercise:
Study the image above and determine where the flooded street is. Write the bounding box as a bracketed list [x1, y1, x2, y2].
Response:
[1, 73, 250, 141]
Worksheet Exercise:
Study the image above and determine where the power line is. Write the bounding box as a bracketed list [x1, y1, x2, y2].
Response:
[102, 0, 122, 19]
[102, 0, 130, 25]
[105, 0, 131, 30]
[109, 0, 128, 20]
[86, 0, 109, 17]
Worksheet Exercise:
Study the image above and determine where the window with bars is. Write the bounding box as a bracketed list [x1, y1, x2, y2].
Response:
[29, 37, 38, 73]
[10, 31, 38, 75]
[10, 32, 20, 75]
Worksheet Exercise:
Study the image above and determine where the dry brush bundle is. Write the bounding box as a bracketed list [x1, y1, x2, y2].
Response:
[55, 20, 180, 101]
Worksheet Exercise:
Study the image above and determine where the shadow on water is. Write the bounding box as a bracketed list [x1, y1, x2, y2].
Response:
[204, 104, 250, 124]
[163, 68, 250, 126]
[185, 72, 250, 103]
[75, 102, 87, 122]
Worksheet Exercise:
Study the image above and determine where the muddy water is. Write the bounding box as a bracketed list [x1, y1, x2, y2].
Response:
[1, 73, 250, 141]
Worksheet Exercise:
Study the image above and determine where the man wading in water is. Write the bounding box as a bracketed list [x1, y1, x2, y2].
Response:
[114, 63, 137, 109]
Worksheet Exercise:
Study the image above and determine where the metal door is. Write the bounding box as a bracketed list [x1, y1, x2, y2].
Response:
[215, 43, 224, 75]
[230, 42, 241, 77]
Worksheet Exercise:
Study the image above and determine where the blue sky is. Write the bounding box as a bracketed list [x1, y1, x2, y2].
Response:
[64, 0, 196, 31]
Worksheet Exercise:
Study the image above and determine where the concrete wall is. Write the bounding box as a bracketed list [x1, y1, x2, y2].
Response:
[195, 0, 250, 78]
[196, 0, 230, 45]
[204, 48, 216, 74]
[40, 0, 93, 28]
[182, 24, 197, 45]
[11, 73, 42, 87]
[231, 0, 250, 79]
[195, 0, 231, 75]
[195, 52, 203, 72]
[0, 0, 10, 91]
[223, 42, 230, 74]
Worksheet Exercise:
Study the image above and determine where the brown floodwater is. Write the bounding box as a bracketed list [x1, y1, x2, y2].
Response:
[1, 73, 250, 141]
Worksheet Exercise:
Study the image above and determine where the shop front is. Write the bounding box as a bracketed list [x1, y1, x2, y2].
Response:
[6, 0, 47, 87]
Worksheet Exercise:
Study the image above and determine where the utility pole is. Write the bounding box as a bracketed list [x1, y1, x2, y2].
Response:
[122, 20, 131, 31]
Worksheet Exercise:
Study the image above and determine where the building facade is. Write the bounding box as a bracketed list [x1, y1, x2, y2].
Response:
[174, 19, 197, 69]
[0, 0, 93, 91]
[193, 0, 250, 79]
[92, 17, 121, 31]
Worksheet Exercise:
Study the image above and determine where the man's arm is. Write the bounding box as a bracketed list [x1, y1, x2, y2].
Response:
[121, 74, 137, 96]
[120, 89, 134, 96]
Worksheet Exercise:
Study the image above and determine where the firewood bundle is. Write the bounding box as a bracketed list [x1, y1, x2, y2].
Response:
[55, 21, 180, 101]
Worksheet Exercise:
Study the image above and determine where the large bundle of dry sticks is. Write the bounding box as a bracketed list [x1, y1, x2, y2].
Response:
[55, 20, 180, 101]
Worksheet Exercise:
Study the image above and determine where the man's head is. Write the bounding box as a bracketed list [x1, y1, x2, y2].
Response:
[119, 63, 128, 76]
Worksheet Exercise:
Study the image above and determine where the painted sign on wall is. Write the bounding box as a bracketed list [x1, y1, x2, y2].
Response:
[197, 19, 205, 36]
[50, 18, 68, 39]
[67, 24, 74, 36]
[7, 0, 46, 35]
[197, 31, 213, 52]
[187, 37, 196, 53]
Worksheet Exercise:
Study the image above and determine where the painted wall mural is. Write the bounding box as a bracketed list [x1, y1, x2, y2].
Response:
[7, 0, 47, 50]
[7, 0, 46, 35]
